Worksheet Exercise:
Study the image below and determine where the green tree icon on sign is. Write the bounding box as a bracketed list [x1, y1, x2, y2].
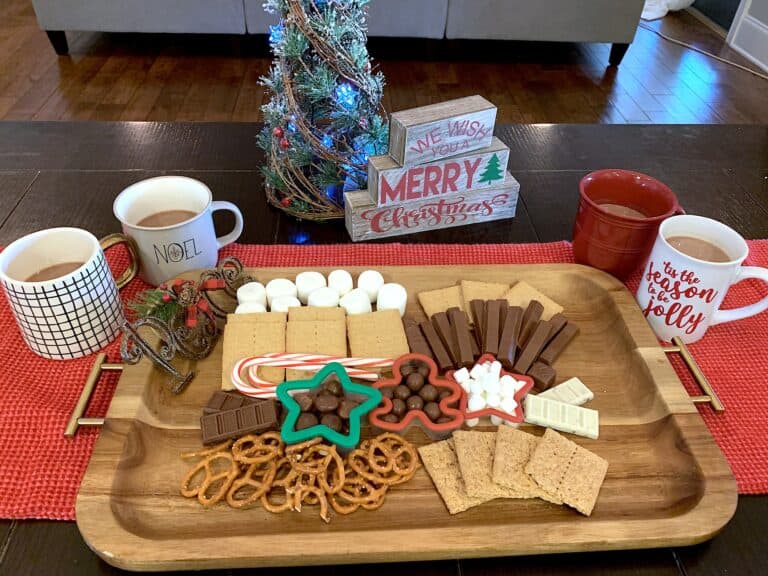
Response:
[478, 153, 504, 184]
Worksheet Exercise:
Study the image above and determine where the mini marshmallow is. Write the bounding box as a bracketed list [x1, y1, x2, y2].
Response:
[307, 286, 340, 308]
[376, 283, 407, 317]
[295, 271, 326, 304]
[485, 377, 501, 397]
[465, 418, 480, 428]
[490, 415, 504, 426]
[270, 296, 301, 313]
[328, 269, 353, 297]
[490, 361, 502, 380]
[460, 380, 472, 394]
[236, 282, 267, 308]
[339, 288, 372, 315]
[265, 278, 297, 306]
[470, 363, 487, 380]
[469, 380, 485, 396]
[500, 375, 517, 398]
[501, 396, 518, 415]
[235, 302, 266, 314]
[453, 367, 470, 384]
[504, 420, 521, 428]
[357, 270, 384, 303]
[468, 394, 486, 412]
[486, 393, 502, 408]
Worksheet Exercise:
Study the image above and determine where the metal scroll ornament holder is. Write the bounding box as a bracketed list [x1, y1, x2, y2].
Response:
[119, 257, 254, 394]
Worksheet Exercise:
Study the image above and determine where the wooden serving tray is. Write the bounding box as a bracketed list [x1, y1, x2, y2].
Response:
[76, 265, 737, 571]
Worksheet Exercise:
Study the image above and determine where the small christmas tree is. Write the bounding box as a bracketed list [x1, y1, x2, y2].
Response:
[478, 153, 504, 184]
[258, 0, 389, 221]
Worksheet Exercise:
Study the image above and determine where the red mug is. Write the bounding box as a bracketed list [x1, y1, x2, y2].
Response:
[573, 169, 683, 279]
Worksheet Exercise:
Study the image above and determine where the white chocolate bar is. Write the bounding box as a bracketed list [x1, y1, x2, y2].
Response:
[524, 394, 599, 439]
[538, 377, 594, 406]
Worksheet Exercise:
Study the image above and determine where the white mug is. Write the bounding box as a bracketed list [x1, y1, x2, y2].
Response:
[0, 228, 139, 359]
[636, 215, 768, 343]
[113, 176, 243, 286]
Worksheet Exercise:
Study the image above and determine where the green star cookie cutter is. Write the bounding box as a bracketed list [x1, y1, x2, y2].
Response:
[277, 362, 383, 451]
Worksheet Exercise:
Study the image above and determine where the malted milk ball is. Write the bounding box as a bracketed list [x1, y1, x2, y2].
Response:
[328, 269, 353, 297]
[270, 296, 301, 313]
[295, 271, 326, 304]
[307, 286, 340, 308]
[357, 270, 384, 303]
[235, 302, 266, 314]
[339, 288, 372, 315]
[376, 283, 407, 317]
[236, 281, 267, 308]
[265, 278, 297, 306]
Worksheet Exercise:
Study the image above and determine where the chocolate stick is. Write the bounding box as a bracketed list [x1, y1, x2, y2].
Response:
[546, 313, 568, 343]
[497, 306, 523, 370]
[420, 321, 453, 371]
[483, 300, 501, 356]
[470, 300, 486, 349]
[448, 308, 475, 369]
[432, 312, 458, 364]
[528, 361, 556, 392]
[448, 307, 479, 359]
[496, 300, 508, 342]
[404, 320, 434, 360]
[519, 300, 544, 349]
[514, 320, 552, 374]
[539, 323, 580, 365]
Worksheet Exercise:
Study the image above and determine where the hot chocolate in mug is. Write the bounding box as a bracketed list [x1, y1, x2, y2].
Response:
[113, 176, 243, 286]
[636, 215, 768, 343]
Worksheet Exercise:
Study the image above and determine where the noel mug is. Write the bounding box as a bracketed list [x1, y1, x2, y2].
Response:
[636, 215, 768, 343]
[0, 228, 139, 359]
[113, 176, 243, 286]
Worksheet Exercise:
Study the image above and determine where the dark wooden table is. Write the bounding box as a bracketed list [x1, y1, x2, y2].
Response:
[0, 122, 766, 576]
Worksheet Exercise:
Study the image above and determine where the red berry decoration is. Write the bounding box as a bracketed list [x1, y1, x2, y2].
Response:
[281, 197, 293, 207]
[272, 126, 284, 138]
[279, 138, 290, 149]
[161, 293, 172, 303]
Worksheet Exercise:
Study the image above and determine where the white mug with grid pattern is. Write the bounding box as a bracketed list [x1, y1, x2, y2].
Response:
[0, 228, 138, 360]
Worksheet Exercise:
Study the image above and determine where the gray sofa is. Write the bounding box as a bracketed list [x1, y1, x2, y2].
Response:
[32, 0, 644, 65]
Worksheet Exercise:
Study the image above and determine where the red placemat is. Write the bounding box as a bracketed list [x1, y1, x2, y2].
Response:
[1, 240, 767, 521]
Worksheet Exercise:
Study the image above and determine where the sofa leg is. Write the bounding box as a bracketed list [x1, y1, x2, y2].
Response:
[609, 43, 629, 66]
[45, 31, 69, 55]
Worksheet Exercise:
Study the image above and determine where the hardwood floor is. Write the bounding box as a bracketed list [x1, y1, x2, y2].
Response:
[0, 0, 766, 124]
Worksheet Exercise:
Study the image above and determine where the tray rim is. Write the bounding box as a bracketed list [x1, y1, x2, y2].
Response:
[75, 263, 738, 571]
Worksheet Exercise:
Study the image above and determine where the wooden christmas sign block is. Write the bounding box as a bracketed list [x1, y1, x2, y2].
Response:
[388, 95, 497, 166]
[368, 137, 510, 207]
[345, 172, 519, 242]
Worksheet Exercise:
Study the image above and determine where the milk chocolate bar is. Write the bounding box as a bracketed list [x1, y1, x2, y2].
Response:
[514, 320, 552, 374]
[483, 300, 502, 356]
[448, 307, 475, 368]
[546, 313, 568, 343]
[200, 399, 279, 444]
[539, 323, 580, 365]
[470, 300, 486, 349]
[432, 312, 458, 364]
[519, 300, 544, 349]
[449, 307, 479, 359]
[405, 319, 434, 360]
[419, 321, 454, 371]
[497, 306, 523, 370]
[528, 361, 556, 391]
[203, 390, 263, 415]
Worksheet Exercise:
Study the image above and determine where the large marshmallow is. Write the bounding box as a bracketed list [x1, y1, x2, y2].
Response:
[328, 269, 353, 297]
[270, 296, 301, 313]
[376, 283, 407, 317]
[357, 270, 385, 303]
[265, 278, 297, 306]
[339, 288, 372, 315]
[307, 286, 340, 308]
[236, 282, 267, 308]
[235, 302, 266, 314]
[295, 271, 326, 304]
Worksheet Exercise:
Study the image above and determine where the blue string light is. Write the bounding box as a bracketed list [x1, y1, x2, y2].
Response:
[322, 134, 333, 148]
[268, 23, 284, 47]
[334, 83, 358, 110]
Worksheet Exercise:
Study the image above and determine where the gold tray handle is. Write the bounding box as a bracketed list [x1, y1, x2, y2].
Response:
[663, 337, 724, 413]
[64, 353, 123, 437]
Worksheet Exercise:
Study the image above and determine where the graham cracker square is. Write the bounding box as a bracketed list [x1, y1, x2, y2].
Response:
[285, 320, 347, 380]
[221, 317, 286, 390]
[418, 439, 492, 515]
[418, 285, 464, 319]
[460, 280, 510, 323]
[492, 426, 562, 505]
[347, 309, 409, 359]
[525, 428, 608, 516]
[288, 307, 346, 322]
[504, 281, 564, 321]
[453, 430, 531, 500]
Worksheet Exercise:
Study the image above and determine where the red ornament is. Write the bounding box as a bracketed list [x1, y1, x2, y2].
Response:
[161, 293, 172, 303]
[272, 126, 284, 138]
[279, 138, 290, 149]
[281, 197, 293, 207]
